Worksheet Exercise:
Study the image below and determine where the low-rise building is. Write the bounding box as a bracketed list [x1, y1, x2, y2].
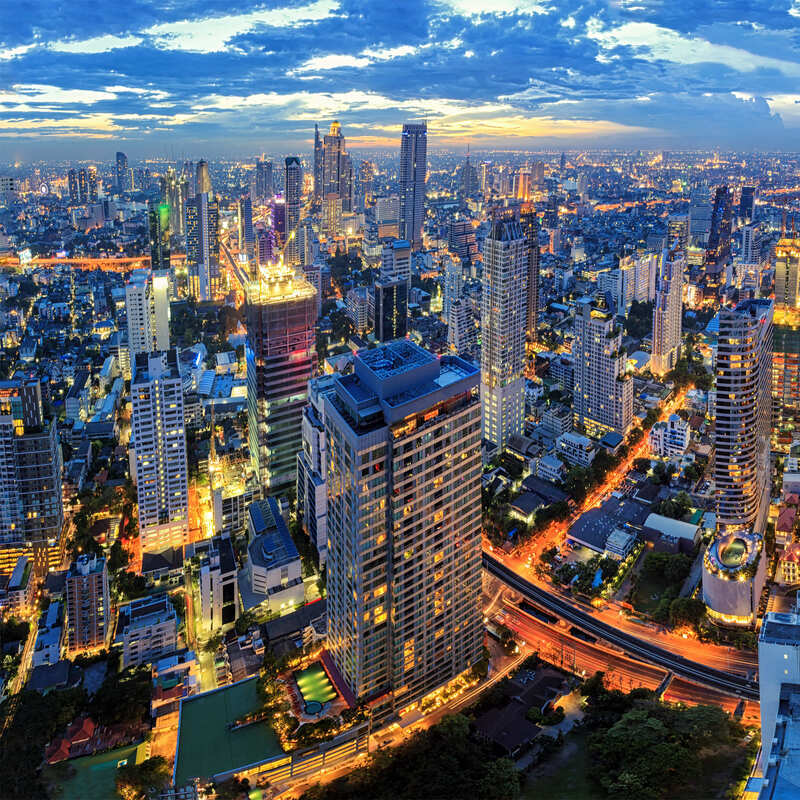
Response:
[0, 556, 35, 618]
[541, 404, 572, 438]
[537, 453, 566, 484]
[556, 431, 596, 468]
[194, 535, 239, 632]
[648, 414, 690, 458]
[116, 593, 178, 668]
[244, 498, 304, 615]
[32, 601, 64, 668]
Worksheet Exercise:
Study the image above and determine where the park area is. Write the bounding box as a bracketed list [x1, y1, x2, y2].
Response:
[174, 677, 283, 787]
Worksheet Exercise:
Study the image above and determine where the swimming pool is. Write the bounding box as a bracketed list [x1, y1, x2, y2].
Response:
[294, 662, 337, 714]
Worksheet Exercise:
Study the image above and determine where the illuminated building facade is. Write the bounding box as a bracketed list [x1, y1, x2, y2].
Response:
[399, 122, 427, 250]
[116, 151, 128, 192]
[325, 341, 483, 717]
[706, 185, 734, 267]
[374, 279, 408, 342]
[185, 192, 219, 301]
[713, 299, 773, 536]
[284, 157, 302, 267]
[148, 199, 170, 270]
[246, 264, 317, 496]
[521, 206, 540, 343]
[131, 350, 189, 554]
[66, 554, 110, 654]
[650, 252, 683, 376]
[481, 215, 527, 450]
[572, 295, 633, 439]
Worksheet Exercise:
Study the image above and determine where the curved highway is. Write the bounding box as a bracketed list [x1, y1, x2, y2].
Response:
[484, 553, 760, 702]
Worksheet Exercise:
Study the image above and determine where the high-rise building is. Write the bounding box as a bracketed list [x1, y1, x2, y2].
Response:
[374, 279, 408, 342]
[572, 295, 633, 438]
[740, 223, 763, 267]
[116, 151, 128, 192]
[398, 122, 427, 250]
[667, 214, 689, 253]
[148, 200, 170, 270]
[151, 271, 171, 352]
[255, 158, 274, 202]
[513, 168, 531, 201]
[185, 192, 220, 300]
[531, 160, 545, 188]
[357, 160, 374, 209]
[77, 168, 88, 203]
[325, 341, 483, 717]
[296, 375, 336, 565]
[380, 239, 411, 285]
[246, 263, 317, 496]
[773, 237, 800, 450]
[689, 189, 712, 246]
[0, 379, 63, 576]
[131, 350, 190, 554]
[323, 193, 342, 239]
[345, 286, 370, 334]
[448, 298, 476, 356]
[321, 121, 353, 212]
[284, 156, 302, 268]
[713, 299, 773, 537]
[125, 270, 170, 360]
[521, 206, 540, 343]
[164, 167, 188, 237]
[68, 169, 79, 203]
[739, 186, 756, 224]
[195, 159, 211, 195]
[458, 154, 478, 200]
[66, 554, 110, 654]
[706, 186, 734, 267]
[447, 219, 478, 265]
[87, 166, 98, 202]
[650, 252, 684, 376]
[442, 254, 463, 319]
[481, 214, 527, 450]
[196, 535, 239, 631]
[238, 194, 255, 263]
[313, 123, 324, 203]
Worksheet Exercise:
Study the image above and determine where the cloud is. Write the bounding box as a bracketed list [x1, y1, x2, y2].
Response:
[436, 0, 552, 16]
[0, 85, 119, 105]
[142, 0, 340, 53]
[293, 54, 372, 73]
[49, 34, 142, 54]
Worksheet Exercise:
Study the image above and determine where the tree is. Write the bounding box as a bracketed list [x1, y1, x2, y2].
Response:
[212, 777, 251, 800]
[624, 300, 654, 339]
[115, 756, 171, 800]
[91, 666, 152, 726]
[204, 632, 223, 654]
[668, 597, 706, 630]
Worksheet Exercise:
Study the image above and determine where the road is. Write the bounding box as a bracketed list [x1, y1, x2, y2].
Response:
[486, 554, 759, 701]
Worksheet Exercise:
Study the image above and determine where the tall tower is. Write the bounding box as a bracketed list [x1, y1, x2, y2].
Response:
[572, 295, 633, 438]
[325, 341, 483, 718]
[148, 199, 170, 270]
[238, 194, 255, 263]
[284, 157, 303, 268]
[442, 254, 463, 319]
[398, 121, 427, 250]
[68, 169, 79, 204]
[650, 252, 684, 376]
[195, 160, 212, 195]
[87, 166, 98, 202]
[185, 192, 219, 300]
[125, 272, 153, 362]
[773, 237, 800, 449]
[246, 263, 317, 496]
[116, 151, 128, 192]
[77, 169, 89, 203]
[313, 124, 323, 203]
[481, 214, 527, 450]
[520, 206, 540, 343]
[131, 350, 189, 554]
[713, 299, 773, 536]
[706, 186, 734, 267]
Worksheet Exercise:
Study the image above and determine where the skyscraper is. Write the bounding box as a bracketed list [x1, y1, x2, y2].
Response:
[448, 299, 476, 356]
[313, 123, 323, 203]
[572, 295, 633, 438]
[255, 158, 274, 202]
[773, 237, 800, 450]
[442, 254, 463, 319]
[325, 341, 483, 718]
[713, 299, 773, 536]
[0, 379, 63, 576]
[185, 192, 220, 300]
[689, 188, 712, 247]
[357, 160, 374, 209]
[380, 239, 411, 284]
[164, 167, 188, 238]
[650, 252, 683, 376]
[521, 206, 540, 343]
[126, 270, 170, 360]
[87, 166, 98, 202]
[481, 214, 527, 450]
[116, 151, 128, 192]
[284, 156, 303, 268]
[458, 153, 478, 200]
[398, 121, 427, 250]
[246, 263, 317, 495]
[739, 186, 756, 224]
[740, 223, 763, 267]
[195, 159, 212, 195]
[77, 168, 88, 203]
[706, 186, 734, 267]
[131, 350, 189, 554]
[68, 169, 79, 203]
[148, 199, 170, 270]
[238, 194, 255, 263]
[373, 279, 408, 342]
[66, 555, 110, 654]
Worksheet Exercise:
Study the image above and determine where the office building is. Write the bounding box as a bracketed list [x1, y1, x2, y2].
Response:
[195, 160, 211, 195]
[66, 554, 110, 654]
[458, 153, 478, 199]
[296, 376, 336, 565]
[148, 200, 170, 270]
[776, 237, 800, 309]
[185, 192, 220, 301]
[238, 194, 255, 263]
[131, 350, 190, 554]
[374, 279, 408, 342]
[521, 206, 540, 342]
[323, 193, 342, 238]
[116, 151, 128, 192]
[321, 121, 353, 213]
[0, 379, 64, 576]
[313, 123, 323, 202]
[773, 239, 800, 449]
[481, 215, 527, 450]
[572, 295, 633, 439]
[255, 158, 273, 201]
[325, 341, 483, 716]
[713, 299, 773, 537]
[706, 186, 734, 267]
[740, 186, 756, 224]
[442, 255, 463, 319]
[196, 535, 239, 631]
[77, 168, 88, 203]
[357, 160, 374, 209]
[117, 593, 178, 668]
[380, 239, 411, 284]
[398, 122, 427, 249]
[163, 166, 188, 237]
[345, 286, 371, 334]
[284, 156, 302, 267]
[667, 214, 689, 252]
[87, 166, 98, 202]
[689, 188, 712, 246]
[246, 263, 317, 496]
[448, 219, 478, 265]
[68, 169, 79, 203]
[650, 252, 683, 376]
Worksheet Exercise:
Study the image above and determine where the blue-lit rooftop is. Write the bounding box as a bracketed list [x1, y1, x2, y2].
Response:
[357, 340, 435, 381]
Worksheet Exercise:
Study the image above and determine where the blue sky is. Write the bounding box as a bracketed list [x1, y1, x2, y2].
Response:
[3, 0, 800, 159]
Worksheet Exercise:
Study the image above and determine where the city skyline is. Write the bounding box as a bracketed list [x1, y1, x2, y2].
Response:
[5, 1, 800, 158]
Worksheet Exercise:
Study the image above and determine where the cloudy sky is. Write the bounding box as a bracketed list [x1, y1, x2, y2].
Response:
[3, 0, 800, 159]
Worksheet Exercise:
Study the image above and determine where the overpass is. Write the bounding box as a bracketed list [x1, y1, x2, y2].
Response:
[484, 553, 759, 702]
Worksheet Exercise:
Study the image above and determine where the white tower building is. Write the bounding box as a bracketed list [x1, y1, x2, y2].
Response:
[650, 252, 684, 376]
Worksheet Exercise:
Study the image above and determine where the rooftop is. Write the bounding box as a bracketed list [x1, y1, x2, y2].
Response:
[248, 499, 299, 570]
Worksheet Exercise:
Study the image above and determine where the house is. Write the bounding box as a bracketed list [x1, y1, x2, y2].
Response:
[509, 492, 546, 526]
[777, 506, 798, 548]
[779, 543, 800, 586]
